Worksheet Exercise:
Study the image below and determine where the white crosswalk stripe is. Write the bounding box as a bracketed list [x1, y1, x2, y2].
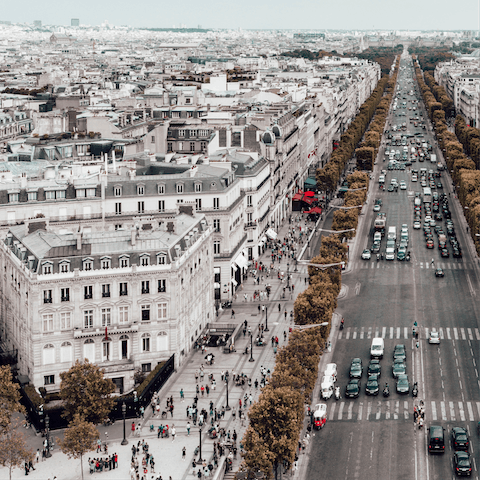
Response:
[326, 399, 479, 422]
[338, 327, 480, 340]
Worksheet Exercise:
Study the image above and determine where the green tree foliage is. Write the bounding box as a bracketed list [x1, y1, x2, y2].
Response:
[355, 146, 375, 170]
[0, 419, 33, 480]
[57, 413, 99, 480]
[0, 366, 24, 433]
[408, 47, 455, 72]
[60, 360, 115, 425]
[345, 45, 403, 74]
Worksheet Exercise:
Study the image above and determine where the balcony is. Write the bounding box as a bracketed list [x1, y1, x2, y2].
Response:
[84, 294, 93, 300]
[61, 296, 70, 302]
[102, 292, 111, 298]
[43, 298, 52, 304]
[141, 289, 150, 294]
[244, 222, 257, 230]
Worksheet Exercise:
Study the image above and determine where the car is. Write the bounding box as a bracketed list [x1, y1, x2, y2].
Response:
[429, 330, 440, 344]
[426, 240, 434, 249]
[373, 204, 381, 212]
[453, 248, 463, 258]
[365, 376, 380, 395]
[371, 242, 381, 254]
[396, 374, 410, 394]
[349, 360, 363, 379]
[435, 268, 445, 278]
[451, 427, 469, 451]
[394, 344, 406, 361]
[345, 379, 361, 398]
[437, 182, 443, 189]
[367, 360, 381, 378]
[453, 451, 472, 476]
[392, 362, 406, 378]
[400, 182, 407, 190]
[361, 249, 371, 260]
[441, 248, 449, 258]
[411, 176, 418, 182]
[433, 213, 443, 221]
[387, 184, 394, 192]
[413, 221, 421, 229]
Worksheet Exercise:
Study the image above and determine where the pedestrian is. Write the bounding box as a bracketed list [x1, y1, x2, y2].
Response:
[278, 303, 281, 312]
[180, 388, 184, 401]
[171, 426, 176, 441]
[35, 449, 40, 463]
[187, 422, 191, 436]
[231, 309, 235, 319]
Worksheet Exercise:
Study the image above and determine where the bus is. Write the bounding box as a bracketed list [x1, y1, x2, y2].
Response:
[423, 187, 432, 205]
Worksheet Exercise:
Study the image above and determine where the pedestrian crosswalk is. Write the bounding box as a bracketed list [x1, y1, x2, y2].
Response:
[338, 326, 480, 340]
[326, 399, 480, 423]
[356, 260, 464, 270]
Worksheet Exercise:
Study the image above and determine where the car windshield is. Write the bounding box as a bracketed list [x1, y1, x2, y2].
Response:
[457, 456, 470, 467]
[367, 379, 377, 386]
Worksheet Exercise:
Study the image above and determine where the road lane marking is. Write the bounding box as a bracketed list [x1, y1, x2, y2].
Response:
[360, 328, 365, 339]
[382, 327, 387, 338]
[345, 329, 350, 339]
[394, 401, 399, 420]
[467, 328, 473, 340]
[447, 328, 451, 339]
[441, 401, 447, 421]
[476, 402, 480, 418]
[460, 328, 466, 340]
[449, 401, 455, 421]
[459, 402, 465, 421]
[338, 402, 344, 420]
[347, 401, 353, 420]
[475, 329, 480, 340]
[366, 401, 372, 420]
[376, 401, 381, 420]
[404, 401, 409, 419]
[330, 403, 336, 419]
[439, 328, 444, 339]
[352, 330, 357, 339]
[367, 328, 372, 339]
[431, 401, 437, 421]
[397, 327, 401, 339]
[404, 327, 408, 339]
[385, 401, 390, 420]
[454, 328, 459, 340]
[425, 328, 429, 339]
[357, 402, 363, 421]
[467, 402, 474, 421]
[390, 327, 394, 339]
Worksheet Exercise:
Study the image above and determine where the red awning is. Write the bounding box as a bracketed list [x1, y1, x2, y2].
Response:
[310, 206, 322, 214]
[292, 193, 303, 201]
[302, 196, 315, 205]
[304, 191, 315, 197]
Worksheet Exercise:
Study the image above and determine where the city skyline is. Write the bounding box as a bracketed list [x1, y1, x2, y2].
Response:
[1, 0, 480, 31]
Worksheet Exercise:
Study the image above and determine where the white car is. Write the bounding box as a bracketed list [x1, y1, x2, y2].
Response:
[400, 182, 407, 190]
[411, 176, 418, 182]
[429, 331, 440, 344]
[413, 221, 421, 229]
[373, 204, 381, 212]
[361, 249, 371, 260]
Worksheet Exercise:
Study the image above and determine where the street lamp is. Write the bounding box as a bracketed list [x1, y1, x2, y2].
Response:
[264, 306, 269, 332]
[225, 374, 231, 411]
[45, 414, 51, 458]
[198, 426, 203, 463]
[121, 402, 128, 445]
[249, 333, 255, 362]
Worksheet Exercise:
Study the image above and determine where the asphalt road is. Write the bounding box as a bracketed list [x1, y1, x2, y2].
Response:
[305, 53, 480, 480]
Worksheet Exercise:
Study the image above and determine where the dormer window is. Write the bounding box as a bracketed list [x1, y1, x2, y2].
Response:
[101, 256, 111, 270]
[59, 260, 70, 273]
[83, 258, 93, 271]
[140, 254, 150, 266]
[42, 262, 53, 275]
[157, 253, 167, 265]
[194, 183, 202, 193]
[176, 183, 184, 194]
[158, 184, 165, 194]
[119, 255, 129, 268]
[8, 193, 19, 203]
[137, 185, 145, 196]
[114, 185, 122, 197]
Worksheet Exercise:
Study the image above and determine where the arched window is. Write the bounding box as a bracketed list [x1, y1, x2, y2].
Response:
[43, 344, 55, 365]
[83, 339, 95, 363]
[60, 341, 72, 363]
[157, 331, 168, 351]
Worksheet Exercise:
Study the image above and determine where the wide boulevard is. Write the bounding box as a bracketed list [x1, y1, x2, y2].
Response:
[305, 52, 480, 480]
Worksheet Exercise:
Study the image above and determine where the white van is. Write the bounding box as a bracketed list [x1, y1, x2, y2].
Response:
[324, 363, 337, 382]
[370, 338, 384, 359]
[321, 376, 335, 399]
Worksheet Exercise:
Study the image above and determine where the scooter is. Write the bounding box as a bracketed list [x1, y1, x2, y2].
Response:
[412, 382, 418, 398]
[334, 387, 340, 401]
[340, 318, 344, 330]
[383, 384, 390, 397]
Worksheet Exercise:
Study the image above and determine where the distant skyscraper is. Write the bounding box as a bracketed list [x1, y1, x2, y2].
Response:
[33, 20, 42, 28]
[71, 18, 79, 27]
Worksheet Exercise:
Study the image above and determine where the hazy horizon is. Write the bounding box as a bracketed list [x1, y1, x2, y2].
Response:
[2, 0, 480, 31]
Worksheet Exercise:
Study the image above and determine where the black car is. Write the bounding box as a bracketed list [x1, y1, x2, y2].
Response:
[365, 376, 379, 395]
[453, 451, 472, 476]
[451, 427, 469, 451]
[435, 268, 445, 278]
[367, 360, 381, 378]
[371, 243, 381, 254]
[396, 374, 410, 394]
[345, 379, 361, 398]
[393, 344, 406, 362]
[453, 248, 462, 258]
[349, 359, 363, 379]
[441, 248, 449, 258]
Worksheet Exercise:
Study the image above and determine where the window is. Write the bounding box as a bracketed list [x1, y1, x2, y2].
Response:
[60, 262, 70, 273]
[158, 184, 165, 194]
[8, 193, 19, 203]
[86, 188, 96, 198]
[178, 129, 185, 137]
[43, 290, 52, 304]
[214, 241, 220, 255]
[190, 142, 195, 152]
[56, 190, 66, 199]
[44, 375, 55, 386]
[199, 129, 208, 137]
[176, 184, 184, 194]
[114, 186, 122, 197]
[141, 281, 150, 294]
[201, 141, 207, 151]
[83, 259, 93, 271]
[61, 288, 70, 302]
[195, 183, 202, 192]
[151, 136, 155, 143]
[213, 219, 220, 232]
[115, 202, 122, 215]
[213, 197, 220, 210]
[27, 191, 37, 201]
[84, 285, 93, 299]
[60, 312, 71, 330]
[119, 282, 128, 296]
[43, 344, 55, 365]
[119, 306, 128, 324]
[101, 257, 111, 270]
[247, 195, 253, 207]
[119, 256, 129, 268]
[100, 284, 110, 298]
[142, 334, 151, 352]
[42, 314, 53, 332]
[138, 201, 144, 213]
[157, 302, 167, 320]
[195, 198, 202, 211]
[142, 363, 152, 373]
[137, 185, 145, 196]
[102, 341, 111, 361]
[157, 331, 168, 350]
[101, 308, 111, 327]
[84, 310, 93, 329]
[158, 279, 166, 293]
[83, 339, 95, 363]
[141, 305, 150, 321]
[167, 142, 173, 152]
[247, 212, 253, 223]
[42, 263, 52, 275]
[76, 189, 85, 198]
[158, 200, 165, 212]
[60, 341, 72, 362]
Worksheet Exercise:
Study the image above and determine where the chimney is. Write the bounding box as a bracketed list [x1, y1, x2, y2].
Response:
[20, 172, 27, 189]
[76, 230, 82, 250]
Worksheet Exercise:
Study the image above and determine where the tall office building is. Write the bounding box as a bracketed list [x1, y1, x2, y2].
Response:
[71, 18, 79, 27]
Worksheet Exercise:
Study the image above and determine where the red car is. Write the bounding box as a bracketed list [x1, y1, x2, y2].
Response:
[426, 240, 434, 249]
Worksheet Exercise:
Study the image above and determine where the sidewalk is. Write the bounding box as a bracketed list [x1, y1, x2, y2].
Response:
[0, 216, 316, 480]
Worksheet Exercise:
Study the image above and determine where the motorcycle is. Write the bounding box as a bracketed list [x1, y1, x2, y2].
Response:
[406, 255, 410, 262]
[334, 387, 340, 401]
[383, 384, 390, 397]
[412, 382, 418, 398]
[340, 318, 344, 330]
[376, 254, 380, 262]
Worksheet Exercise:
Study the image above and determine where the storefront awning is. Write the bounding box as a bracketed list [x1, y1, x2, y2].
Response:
[307, 206, 322, 215]
[214, 282, 220, 289]
[302, 196, 315, 205]
[261, 236, 267, 243]
[231, 278, 238, 287]
[266, 228, 277, 240]
[292, 192, 303, 201]
[235, 254, 249, 270]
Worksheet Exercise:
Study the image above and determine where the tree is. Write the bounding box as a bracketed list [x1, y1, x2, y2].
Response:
[57, 413, 99, 480]
[0, 419, 33, 480]
[0, 366, 24, 432]
[60, 360, 115, 425]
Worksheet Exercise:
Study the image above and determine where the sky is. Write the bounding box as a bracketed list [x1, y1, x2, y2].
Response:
[2, 0, 480, 31]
